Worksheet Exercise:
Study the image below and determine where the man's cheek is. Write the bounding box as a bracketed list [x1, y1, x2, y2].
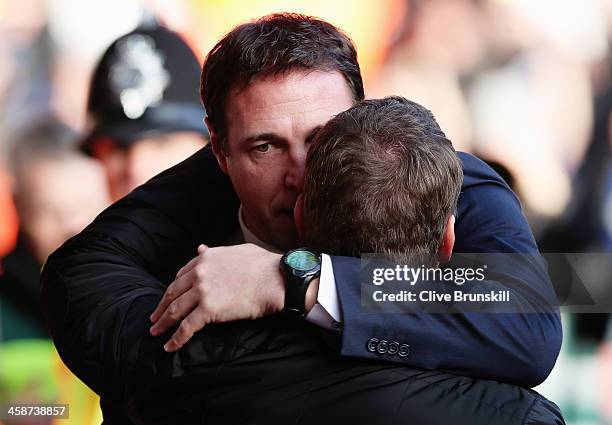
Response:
[233, 158, 269, 180]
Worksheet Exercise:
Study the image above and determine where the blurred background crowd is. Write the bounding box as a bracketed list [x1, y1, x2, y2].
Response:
[0, 0, 611, 424]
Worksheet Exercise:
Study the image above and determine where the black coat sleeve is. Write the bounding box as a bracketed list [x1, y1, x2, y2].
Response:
[40, 146, 239, 403]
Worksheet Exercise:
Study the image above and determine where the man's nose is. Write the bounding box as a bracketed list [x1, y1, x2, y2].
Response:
[284, 145, 307, 192]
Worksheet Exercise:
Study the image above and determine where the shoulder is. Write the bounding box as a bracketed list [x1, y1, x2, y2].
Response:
[454, 152, 536, 253]
[457, 152, 511, 192]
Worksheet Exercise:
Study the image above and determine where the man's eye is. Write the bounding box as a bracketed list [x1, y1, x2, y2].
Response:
[254, 143, 270, 153]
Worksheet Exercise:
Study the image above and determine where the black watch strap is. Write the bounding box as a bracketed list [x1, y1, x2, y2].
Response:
[283, 273, 317, 317]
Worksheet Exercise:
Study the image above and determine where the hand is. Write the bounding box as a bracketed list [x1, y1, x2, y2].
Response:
[149, 243, 285, 352]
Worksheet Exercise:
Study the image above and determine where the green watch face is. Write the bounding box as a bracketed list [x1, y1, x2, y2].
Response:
[286, 250, 319, 271]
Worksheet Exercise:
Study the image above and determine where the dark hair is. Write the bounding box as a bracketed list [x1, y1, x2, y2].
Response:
[302, 96, 463, 264]
[201, 13, 364, 151]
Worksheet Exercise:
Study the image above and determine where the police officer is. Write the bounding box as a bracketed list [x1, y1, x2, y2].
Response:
[81, 22, 208, 200]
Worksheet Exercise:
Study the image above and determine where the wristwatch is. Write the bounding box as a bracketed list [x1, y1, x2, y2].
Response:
[281, 248, 321, 317]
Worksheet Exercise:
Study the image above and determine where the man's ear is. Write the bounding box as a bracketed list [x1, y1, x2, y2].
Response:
[294, 193, 305, 243]
[438, 214, 455, 263]
[205, 117, 228, 174]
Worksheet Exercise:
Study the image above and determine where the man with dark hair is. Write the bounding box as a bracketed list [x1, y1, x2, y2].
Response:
[41, 13, 561, 423]
[194, 13, 362, 251]
[300, 96, 462, 264]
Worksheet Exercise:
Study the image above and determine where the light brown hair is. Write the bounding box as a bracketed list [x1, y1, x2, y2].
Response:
[302, 96, 463, 264]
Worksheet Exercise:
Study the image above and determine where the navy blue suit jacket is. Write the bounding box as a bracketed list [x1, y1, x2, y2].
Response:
[40, 147, 561, 408]
[336, 152, 561, 387]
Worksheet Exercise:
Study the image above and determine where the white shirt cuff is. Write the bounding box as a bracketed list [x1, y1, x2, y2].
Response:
[304, 254, 343, 332]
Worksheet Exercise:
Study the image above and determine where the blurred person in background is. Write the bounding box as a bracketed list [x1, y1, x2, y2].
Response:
[11, 121, 111, 265]
[0, 118, 108, 425]
[370, 0, 486, 153]
[472, 3, 610, 419]
[80, 21, 209, 201]
[2, 119, 110, 340]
